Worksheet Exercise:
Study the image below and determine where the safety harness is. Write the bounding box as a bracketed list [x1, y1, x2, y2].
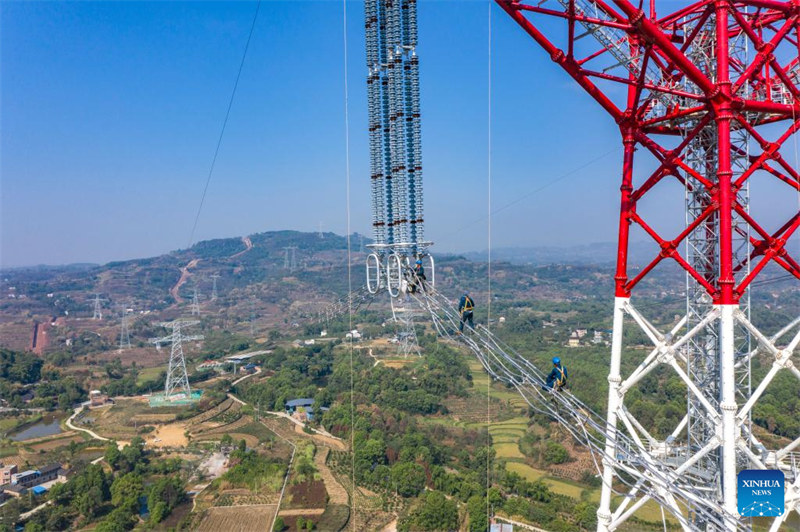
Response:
[462, 296, 474, 312]
[554, 365, 567, 389]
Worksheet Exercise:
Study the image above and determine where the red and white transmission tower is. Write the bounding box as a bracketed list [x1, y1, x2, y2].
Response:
[496, 0, 800, 529]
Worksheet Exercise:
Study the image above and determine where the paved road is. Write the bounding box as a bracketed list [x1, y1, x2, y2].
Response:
[232, 367, 261, 386]
[18, 500, 52, 521]
[66, 405, 109, 442]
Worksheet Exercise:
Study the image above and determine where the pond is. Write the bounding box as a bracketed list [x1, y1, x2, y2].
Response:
[8, 417, 63, 442]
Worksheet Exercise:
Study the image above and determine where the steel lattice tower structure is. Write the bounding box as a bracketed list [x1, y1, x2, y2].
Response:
[89, 293, 106, 320]
[496, 0, 800, 529]
[283, 246, 298, 272]
[118, 304, 132, 350]
[210, 274, 220, 301]
[190, 286, 201, 316]
[150, 320, 203, 399]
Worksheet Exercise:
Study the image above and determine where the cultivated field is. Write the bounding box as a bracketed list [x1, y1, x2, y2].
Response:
[195, 504, 277, 532]
[87, 398, 181, 441]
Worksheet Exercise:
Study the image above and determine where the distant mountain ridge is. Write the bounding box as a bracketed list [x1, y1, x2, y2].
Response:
[460, 241, 660, 266]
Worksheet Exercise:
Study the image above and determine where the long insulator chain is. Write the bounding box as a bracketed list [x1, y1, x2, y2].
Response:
[403, 0, 423, 248]
[387, 0, 409, 246]
[366, 0, 425, 251]
[410, 54, 423, 244]
[366, 0, 386, 246]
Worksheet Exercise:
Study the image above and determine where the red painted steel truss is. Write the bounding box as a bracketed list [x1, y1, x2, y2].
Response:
[496, 0, 800, 305]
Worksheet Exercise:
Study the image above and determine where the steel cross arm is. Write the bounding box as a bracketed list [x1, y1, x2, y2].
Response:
[656, 0, 714, 26]
[733, 0, 794, 12]
[579, 68, 707, 100]
[610, 0, 715, 94]
[730, 10, 797, 93]
[515, 3, 633, 30]
[737, 98, 800, 115]
[495, 0, 623, 121]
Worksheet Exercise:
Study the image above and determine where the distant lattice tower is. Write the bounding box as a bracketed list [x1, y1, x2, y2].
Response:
[390, 296, 422, 358]
[209, 274, 220, 301]
[118, 304, 132, 350]
[150, 320, 203, 399]
[283, 246, 298, 272]
[89, 293, 106, 320]
[190, 286, 201, 316]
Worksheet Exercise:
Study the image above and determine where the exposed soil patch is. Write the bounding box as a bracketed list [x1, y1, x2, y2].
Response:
[287, 480, 327, 509]
[149, 422, 188, 447]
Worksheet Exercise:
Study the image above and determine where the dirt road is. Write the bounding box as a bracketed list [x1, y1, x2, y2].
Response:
[315, 447, 348, 505]
[230, 236, 253, 259]
[170, 258, 200, 303]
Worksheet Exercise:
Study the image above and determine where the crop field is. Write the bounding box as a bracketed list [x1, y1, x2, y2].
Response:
[89, 399, 181, 440]
[493, 442, 526, 459]
[28, 434, 85, 452]
[195, 504, 277, 532]
[129, 412, 175, 424]
[505, 462, 584, 498]
[135, 365, 164, 386]
[185, 398, 236, 428]
[231, 421, 275, 443]
[316, 504, 350, 532]
[468, 360, 528, 410]
[193, 432, 259, 448]
[214, 492, 279, 507]
[380, 357, 417, 368]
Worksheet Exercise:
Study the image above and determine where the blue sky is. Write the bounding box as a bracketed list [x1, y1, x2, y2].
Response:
[3, 0, 788, 267]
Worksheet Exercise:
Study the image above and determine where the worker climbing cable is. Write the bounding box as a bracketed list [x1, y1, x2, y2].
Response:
[457, 291, 475, 333]
[544, 356, 568, 392]
[411, 258, 426, 293]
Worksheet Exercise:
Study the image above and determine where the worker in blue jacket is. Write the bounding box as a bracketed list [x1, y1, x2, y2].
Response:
[545, 357, 568, 391]
[412, 259, 427, 293]
[458, 292, 474, 332]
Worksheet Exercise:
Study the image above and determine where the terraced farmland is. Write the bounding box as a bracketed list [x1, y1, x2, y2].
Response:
[195, 504, 277, 532]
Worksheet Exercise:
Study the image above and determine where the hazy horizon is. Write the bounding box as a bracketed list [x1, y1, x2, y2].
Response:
[1, 226, 648, 269]
[3, 1, 795, 267]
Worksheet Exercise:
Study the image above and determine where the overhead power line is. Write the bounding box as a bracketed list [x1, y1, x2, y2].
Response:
[188, 0, 262, 248]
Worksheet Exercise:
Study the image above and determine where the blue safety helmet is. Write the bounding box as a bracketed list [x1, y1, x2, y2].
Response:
[415, 259, 422, 265]
[552, 357, 561, 365]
